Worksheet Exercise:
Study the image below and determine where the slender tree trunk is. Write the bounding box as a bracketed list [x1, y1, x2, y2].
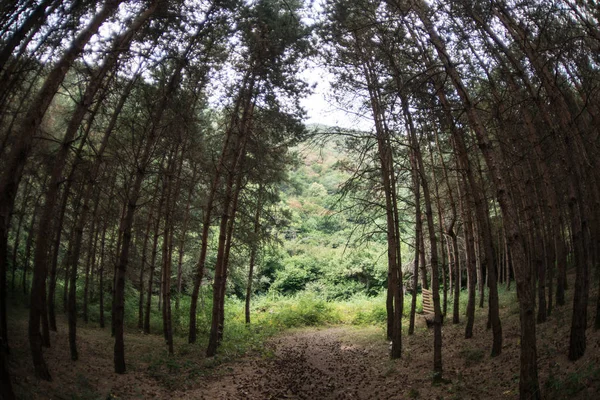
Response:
[245, 186, 263, 324]
[112, 200, 127, 337]
[428, 142, 448, 316]
[409, 162, 421, 335]
[459, 171, 476, 340]
[138, 203, 155, 330]
[89, 216, 100, 304]
[207, 87, 255, 357]
[402, 98, 442, 379]
[406, 2, 540, 395]
[143, 168, 167, 335]
[10, 178, 31, 294]
[67, 189, 85, 362]
[9, 207, 24, 293]
[434, 131, 460, 324]
[451, 231, 460, 323]
[453, 128, 503, 355]
[207, 170, 239, 357]
[144, 206, 162, 334]
[189, 68, 252, 345]
[360, 56, 403, 358]
[48, 177, 74, 331]
[0, 0, 57, 72]
[216, 154, 248, 347]
[160, 150, 177, 354]
[99, 212, 108, 329]
[83, 190, 101, 324]
[62, 226, 75, 314]
[23, 197, 41, 297]
[0, 1, 124, 381]
[175, 166, 197, 311]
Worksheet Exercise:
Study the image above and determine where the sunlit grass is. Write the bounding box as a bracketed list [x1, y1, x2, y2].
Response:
[9, 270, 523, 363]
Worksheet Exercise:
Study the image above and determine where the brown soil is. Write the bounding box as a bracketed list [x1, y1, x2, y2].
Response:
[6, 297, 600, 399]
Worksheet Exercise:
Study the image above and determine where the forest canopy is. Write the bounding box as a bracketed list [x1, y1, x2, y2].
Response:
[1, 1, 600, 399]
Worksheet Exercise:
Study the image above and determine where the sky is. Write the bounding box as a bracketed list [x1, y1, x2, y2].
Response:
[298, 0, 373, 132]
[300, 65, 373, 131]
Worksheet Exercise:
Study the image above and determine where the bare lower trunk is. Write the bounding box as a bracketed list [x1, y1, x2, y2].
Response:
[48, 179, 73, 331]
[408, 198, 421, 335]
[245, 189, 262, 324]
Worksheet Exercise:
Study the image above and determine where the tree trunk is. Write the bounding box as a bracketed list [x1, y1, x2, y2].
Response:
[160, 150, 177, 354]
[10, 177, 31, 293]
[402, 97, 442, 379]
[83, 190, 101, 323]
[144, 201, 163, 334]
[428, 141, 448, 316]
[4, 0, 123, 381]
[451, 231, 460, 324]
[245, 186, 263, 324]
[360, 55, 403, 359]
[408, 161, 421, 335]
[48, 176, 74, 331]
[64, 186, 86, 362]
[492, 2, 590, 362]
[189, 67, 253, 345]
[0, 0, 57, 72]
[98, 212, 109, 329]
[138, 202, 155, 330]
[406, 2, 540, 395]
[23, 196, 42, 296]
[207, 169, 239, 357]
[207, 84, 255, 357]
[452, 128, 503, 355]
[175, 165, 197, 311]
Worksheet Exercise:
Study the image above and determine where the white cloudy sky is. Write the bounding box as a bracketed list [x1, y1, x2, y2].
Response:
[298, 1, 373, 131]
[299, 65, 373, 131]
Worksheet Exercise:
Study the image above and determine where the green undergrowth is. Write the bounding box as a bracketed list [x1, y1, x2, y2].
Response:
[9, 272, 520, 364]
[8, 274, 526, 395]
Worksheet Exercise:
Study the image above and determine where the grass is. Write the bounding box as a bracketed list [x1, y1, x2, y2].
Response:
[8, 270, 521, 369]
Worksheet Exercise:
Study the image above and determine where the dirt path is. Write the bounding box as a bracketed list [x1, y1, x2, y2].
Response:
[196, 327, 392, 399]
[9, 306, 600, 399]
[183, 318, 600, 400]
[189, 327, 378, 399]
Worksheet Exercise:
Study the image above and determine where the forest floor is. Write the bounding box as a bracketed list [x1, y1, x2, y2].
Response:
[6, 292, 600, 400]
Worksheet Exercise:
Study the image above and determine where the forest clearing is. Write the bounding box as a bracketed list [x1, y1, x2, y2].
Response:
[2, 1, 600, 399]
[6, 278, 600, 399]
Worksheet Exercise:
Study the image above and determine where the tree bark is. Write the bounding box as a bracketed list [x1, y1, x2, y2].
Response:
[408, 1, 540, 394]
[0, 0, 57, 72]
[408, 158, 421, 335]
[47, 175, 74, 331]
[245, 186, 263, 324]
[0, 0, 124, 381]
[402, 97, 442, 378]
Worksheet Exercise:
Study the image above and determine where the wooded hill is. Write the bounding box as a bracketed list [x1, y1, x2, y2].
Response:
[1, 1, 600, 399]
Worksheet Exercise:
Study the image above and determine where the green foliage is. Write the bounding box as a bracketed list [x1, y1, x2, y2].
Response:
[347, 303, 387, 326]
[253, 292, 341, 328]
[250, 139, 407, 305]
[271, 253, 322, 294]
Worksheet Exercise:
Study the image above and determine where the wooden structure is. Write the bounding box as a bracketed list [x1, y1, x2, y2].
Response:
[422, 288, 434, 315]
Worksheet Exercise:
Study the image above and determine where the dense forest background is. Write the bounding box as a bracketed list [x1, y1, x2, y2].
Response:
[1, 0, 600, 399]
